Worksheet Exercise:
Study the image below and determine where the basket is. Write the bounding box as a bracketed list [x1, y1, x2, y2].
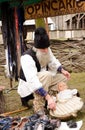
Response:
[50, 96, 84, 120]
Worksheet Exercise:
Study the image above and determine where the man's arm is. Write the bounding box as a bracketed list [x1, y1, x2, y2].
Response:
[35, 87, 56, 110]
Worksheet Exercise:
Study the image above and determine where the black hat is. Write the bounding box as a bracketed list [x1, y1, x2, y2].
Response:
[34, 27, 50, 49]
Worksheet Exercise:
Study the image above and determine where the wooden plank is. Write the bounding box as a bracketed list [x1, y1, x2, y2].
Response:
[0, 107, 28, 116]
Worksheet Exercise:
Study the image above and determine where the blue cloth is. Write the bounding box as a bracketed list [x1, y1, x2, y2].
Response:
[35, 87, 47, 97]
[57, 66, 62, 73]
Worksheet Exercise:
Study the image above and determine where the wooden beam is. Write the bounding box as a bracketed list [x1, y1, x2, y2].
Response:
[0, 107, 28, 116]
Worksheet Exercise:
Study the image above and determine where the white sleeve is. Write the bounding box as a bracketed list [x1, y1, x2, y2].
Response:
[21, 54, 42, 89]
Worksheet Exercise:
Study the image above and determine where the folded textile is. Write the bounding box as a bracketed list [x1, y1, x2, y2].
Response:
[56, 120, 83, 130]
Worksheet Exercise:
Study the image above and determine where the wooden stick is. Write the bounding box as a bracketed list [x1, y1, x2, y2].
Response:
[0, 107, 28, 116]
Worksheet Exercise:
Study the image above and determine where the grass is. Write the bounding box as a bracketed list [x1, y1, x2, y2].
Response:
[68, 72, 85, 130]
[0, 72, 85, 130]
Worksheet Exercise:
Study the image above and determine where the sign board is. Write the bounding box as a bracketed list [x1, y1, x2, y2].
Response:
[25, 0, 85, 20]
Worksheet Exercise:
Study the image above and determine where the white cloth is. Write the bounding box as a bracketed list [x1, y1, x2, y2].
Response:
[57, 89, 78, 102]
[17, 47, 61, 97]
[56, 120, 83, 130]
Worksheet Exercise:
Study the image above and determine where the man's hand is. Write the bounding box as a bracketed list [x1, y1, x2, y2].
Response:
[45, 94, 56, 110]
[0, 86, 5, 91]
[61, 68, 70, 80]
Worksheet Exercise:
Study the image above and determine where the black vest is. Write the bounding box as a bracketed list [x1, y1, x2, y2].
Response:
[19, 48, 41, 81]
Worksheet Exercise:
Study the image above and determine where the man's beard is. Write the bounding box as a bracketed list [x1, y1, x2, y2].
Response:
[36, 50, 50, 68]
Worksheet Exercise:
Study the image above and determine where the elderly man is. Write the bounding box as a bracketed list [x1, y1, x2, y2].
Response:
[17, 27, 70, 113]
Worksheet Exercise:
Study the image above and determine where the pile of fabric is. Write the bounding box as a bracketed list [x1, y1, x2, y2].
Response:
[0, 113, 83, 130]
[0, 113, 61, 130]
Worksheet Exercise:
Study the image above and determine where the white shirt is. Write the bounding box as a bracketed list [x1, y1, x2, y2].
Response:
[17, 47, 61, 97]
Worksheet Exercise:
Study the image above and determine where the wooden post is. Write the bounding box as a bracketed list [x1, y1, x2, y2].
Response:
[0, 86, 5, 114]
[45, 17, 49, 37]
[14, 7, 21, 76]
